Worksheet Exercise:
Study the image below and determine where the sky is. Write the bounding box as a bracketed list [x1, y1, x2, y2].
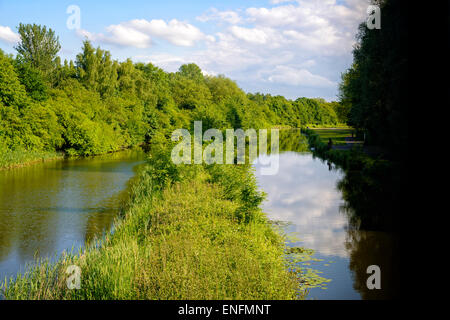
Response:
[0, 0, 370, 101]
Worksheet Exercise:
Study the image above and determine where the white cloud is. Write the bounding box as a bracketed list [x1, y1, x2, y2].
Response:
[197, 8, 242, 24]
[189, 0, 368, 98]
[78, 18, 212, 48]
[254, 152, 350, 257]
[80, 0, 368, 99]
[0, 26, 20, 44]
[77, 26, 151, 48]
[127, 19, 213, 47]
[267, 66, 336, 88]
[269, 0, 296, 4]
[243, 0, 369, 54]
[229, 26, 269, 45]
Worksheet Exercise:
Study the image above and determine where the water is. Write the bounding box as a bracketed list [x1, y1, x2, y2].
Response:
[0, 148, 146, 281]
[0, 133, 398, 299]
[253, 130, 398, 299]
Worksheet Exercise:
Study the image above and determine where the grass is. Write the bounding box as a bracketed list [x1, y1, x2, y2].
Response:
[309, 128, 354, 146]
[1, 143, 320, 300]
[303, 128, 402, 231]
[302, 127, 365, 168]
[0, 149, 64, 170]
[305, 123, 351, 129]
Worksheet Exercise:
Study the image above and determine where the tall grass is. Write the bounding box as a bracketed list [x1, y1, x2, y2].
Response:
[0, 148, 63, 170]
[1, 144, 306, 300]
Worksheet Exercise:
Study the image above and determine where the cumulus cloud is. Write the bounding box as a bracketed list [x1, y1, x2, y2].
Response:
[229, 26, 269, 45]
[127, 19, 214, 46]
[78, 18, 212, 48]
[254, 153, 350, 257]
[243, 0, 369, 54]
[186, 0, 369, 98]
[0, 26, 20, 44]
[77, 26, 151, 48]
[118, 0, 370, 99]
[267, 66, 336, 87]
[269, 0, 296, 4]
[196, 8, 242, 25]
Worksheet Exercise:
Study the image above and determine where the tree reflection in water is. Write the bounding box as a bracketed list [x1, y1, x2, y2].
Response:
[336, 156, 403, 299]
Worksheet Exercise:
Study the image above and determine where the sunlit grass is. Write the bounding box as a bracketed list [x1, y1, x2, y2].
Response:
[1, 155, 310, 300]
[310, 128, 354, 146]
[0, 149, 63, 170]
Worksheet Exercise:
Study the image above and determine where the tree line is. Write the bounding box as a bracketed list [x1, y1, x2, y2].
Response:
[339, 0, 407, 160]
[1, 23, 346, 157]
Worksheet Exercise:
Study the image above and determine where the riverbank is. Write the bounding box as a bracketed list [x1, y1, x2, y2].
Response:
[302, 127, 365, 169]
[0, 149, 65, 171]
[0, 142, 148, 171]
[1, 142, 315, 300]
[302, 127, 402, 231]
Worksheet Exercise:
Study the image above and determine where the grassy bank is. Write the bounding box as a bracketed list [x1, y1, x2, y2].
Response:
[0, 149, 64, 170]
[308, 128, 354, 146]
[302, 127, 365, 169]
[1, 142, 319, 300]
[303, 128, 402, 231]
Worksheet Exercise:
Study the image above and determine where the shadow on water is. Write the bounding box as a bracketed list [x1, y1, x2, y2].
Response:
[335, 160, 402, 299]
[255, 129, 399, 299]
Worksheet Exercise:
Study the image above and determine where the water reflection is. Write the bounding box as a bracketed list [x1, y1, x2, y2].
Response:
[0, 148, 146, 280]
[257, 152, 348, 258]
[253, 130, 397, 299]
[345, 230, 400, 300]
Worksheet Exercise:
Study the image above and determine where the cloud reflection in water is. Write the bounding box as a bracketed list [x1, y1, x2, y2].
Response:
[254, 152, 349, 258]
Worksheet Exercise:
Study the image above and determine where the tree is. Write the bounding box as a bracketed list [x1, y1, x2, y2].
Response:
[76, 40, 99, 91]
[205, 75, 245, 104]
[14, 61, 48, 101]
[177, 63, 204, 82]
[0, 50, 28, 108]
[331, 101, 350, 124]
[338, 0, 407, 157]
[15, 23, 61, 75]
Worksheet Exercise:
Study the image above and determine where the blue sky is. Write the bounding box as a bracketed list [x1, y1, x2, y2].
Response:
[0, 0, 370, 101]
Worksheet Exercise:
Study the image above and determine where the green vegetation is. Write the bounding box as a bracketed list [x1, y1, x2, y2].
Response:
[0, 23, 337, 297]
[1, 142, 330, 299]
[304, 128, 365, 170]
[304, 127, 401, 231]
[309, 128, 355, 146]
[339, 0, 407, 160]
[0, 0, 407, 299]
[304, 0, 408, 231]
[1, 23, 346, 170]
[0, 148, 62, 170]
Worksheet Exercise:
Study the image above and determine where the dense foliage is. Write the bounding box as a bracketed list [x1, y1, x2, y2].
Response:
[1, 23, 344, 166]
[339, 0, 407, 159]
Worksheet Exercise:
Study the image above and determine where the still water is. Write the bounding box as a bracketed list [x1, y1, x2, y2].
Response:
[253, 131, 398, 300]
[0, 148, 146, 281]
[0, 133, 397, 299]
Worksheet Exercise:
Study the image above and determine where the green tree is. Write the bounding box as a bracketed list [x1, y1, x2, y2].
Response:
[15, 23, 61, 76]
[0, 50, 28, 108]
[338, 0, 407, 157]
[177, 63, 204, 82]
[76, 40, 99, 91]
[14, 62, 48, 101]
